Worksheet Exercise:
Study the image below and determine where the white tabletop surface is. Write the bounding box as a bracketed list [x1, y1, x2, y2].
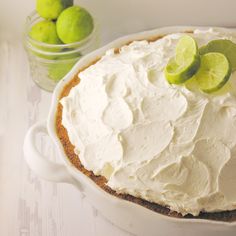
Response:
[1, 1, 236, 235]
[0, 38, 134, 236]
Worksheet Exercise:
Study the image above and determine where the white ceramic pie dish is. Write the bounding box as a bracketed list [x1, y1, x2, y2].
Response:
[23, 26, 236, 236]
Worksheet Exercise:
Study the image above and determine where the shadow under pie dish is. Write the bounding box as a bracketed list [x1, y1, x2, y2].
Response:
[24, 26, 236, 236]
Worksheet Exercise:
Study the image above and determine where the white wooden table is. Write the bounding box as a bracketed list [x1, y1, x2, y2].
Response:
[0, 38, 133, 236]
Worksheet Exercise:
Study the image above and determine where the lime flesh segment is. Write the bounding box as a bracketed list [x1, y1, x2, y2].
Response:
[199, 39, 236, 71]
[195, 52, 231, 93]
[165, 35, 200, 84]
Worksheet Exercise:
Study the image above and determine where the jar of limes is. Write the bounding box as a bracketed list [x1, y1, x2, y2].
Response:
[24, 0, 99, 92]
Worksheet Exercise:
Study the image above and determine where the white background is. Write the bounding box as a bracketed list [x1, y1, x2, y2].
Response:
[1, 0, 236, 42]
[0, 1, 236, 236]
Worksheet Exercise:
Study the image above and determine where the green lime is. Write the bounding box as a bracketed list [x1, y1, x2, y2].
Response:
[165, 35, 200, 84]
[48, 61, 75, 81]
[56, 6, 94, 44]
[199, 39, 236, 71]
[29, 20, 62, 45]
[48, 52, 82, 81]
[195, 52, 231, 93]
[29, 20, 62, 59]
[36, 0, 73, 20]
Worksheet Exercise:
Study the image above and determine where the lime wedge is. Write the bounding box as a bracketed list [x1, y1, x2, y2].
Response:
[199, 39, 236, 71]
[165, 35, 200, 84]
[195, 52, 231, 93]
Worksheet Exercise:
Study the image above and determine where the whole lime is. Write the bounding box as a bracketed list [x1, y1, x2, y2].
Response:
[29, 20, 62, 44]
[56, 6, 94, 43]
[48, 62, 74, 81]
[29, 20, 62, 59]
[48, 51, 82, 81]
[36, 0, 73, 20]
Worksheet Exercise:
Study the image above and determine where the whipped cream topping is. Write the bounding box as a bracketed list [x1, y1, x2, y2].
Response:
[61, 28, 236, 216]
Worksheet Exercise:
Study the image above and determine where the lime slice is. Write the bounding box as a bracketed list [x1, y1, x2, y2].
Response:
[165, 35, 200, 84]
[199, 39, 236, 71]
[195, 52, 231, 93]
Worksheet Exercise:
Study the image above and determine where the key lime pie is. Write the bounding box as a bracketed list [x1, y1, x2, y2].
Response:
[56, 28, 236, 221]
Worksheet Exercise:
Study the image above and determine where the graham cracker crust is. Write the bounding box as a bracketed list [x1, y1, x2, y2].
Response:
[55, 35, 236, 222]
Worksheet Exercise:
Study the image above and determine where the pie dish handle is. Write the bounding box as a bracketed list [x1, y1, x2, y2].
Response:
[23, 120, 77, 186]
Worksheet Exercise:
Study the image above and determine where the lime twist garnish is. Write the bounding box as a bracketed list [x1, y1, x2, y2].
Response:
[195, 52, 231, 93]
[164, 35, 234, 93]
[165, 35, 200, 84]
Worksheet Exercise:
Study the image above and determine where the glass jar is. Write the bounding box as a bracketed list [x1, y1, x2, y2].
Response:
[23, 11, 100, 92]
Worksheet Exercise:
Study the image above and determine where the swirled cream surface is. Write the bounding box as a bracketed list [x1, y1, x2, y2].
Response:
[61, 28, 236, 216]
